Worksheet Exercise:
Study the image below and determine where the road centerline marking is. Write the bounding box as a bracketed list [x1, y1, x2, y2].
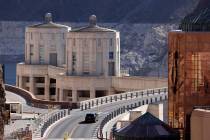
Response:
[68, 124, 80, 138]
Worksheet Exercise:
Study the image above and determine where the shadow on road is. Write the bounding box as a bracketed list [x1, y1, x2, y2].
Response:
[79, 121, 95, 124]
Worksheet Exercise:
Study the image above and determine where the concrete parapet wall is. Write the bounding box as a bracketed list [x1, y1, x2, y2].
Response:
[56, 75, 168, 92]
[5, 84, 77, 109]
[17, 63, 66, 77]
[48, 65, 66, 78]
[16, 63, 168, 102]
[17, 63, 48, 76]
[56, 75, 112, 90]
[112, 76, 167, 91]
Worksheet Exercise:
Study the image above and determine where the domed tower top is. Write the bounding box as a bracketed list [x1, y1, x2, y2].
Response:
[72, 15, 117, 32]
[28, 13, 70, 29]
[89, 15, 97, 27]
[45, 13, 53, 23]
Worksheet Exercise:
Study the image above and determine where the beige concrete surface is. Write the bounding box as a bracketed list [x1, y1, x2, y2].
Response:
[16, 14, 168, 103]
[191, 109, 210, 140]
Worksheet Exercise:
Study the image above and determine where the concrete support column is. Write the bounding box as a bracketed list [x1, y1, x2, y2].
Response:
[44, 75, 50, 100]
[16, 75, 19, 87]
[29, 76, 35, 94]
[72, 90, 77, 103]
[18, 76, 23, 88]
[55, 88, 59, 101]
[59, 88, 63, 102]
[90, 88, 95, 99]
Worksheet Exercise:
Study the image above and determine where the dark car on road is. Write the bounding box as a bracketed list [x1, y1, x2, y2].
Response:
[85, 113, 98, 123]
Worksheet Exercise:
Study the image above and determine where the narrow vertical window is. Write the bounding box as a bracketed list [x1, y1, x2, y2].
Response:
[39, 45, 45, 64]
[30, 44, 34, 55]
[109, 52, 114, 60]
[108, 62, 115, 76]
[110, 38, 113, 46]
[72, 52, 76, 74]
[83, 50, 89, 74]
[29, 44, 34, 63]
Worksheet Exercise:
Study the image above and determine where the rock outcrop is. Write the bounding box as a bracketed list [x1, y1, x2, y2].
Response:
[0, 65, 6, 140]
[0, 0, 198, 23]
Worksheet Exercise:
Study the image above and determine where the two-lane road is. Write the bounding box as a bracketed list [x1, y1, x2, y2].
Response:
[47, 93, 165, 139]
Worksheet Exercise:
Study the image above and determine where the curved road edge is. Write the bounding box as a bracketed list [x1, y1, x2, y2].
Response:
[42, 114, 72, 139]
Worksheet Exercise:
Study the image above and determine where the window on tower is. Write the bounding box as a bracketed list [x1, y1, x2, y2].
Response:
[110, 38, 113, 46]
[72, 52, 76, 74]
[30, 44, 34, 56]
[109, 52, 114, 60]
[39, 45, 45, 64]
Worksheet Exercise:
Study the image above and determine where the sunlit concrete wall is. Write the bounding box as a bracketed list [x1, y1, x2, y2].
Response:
[17, 63, 167, 102]
[25, 14, 71, 67]
[191, 109, 210, 140]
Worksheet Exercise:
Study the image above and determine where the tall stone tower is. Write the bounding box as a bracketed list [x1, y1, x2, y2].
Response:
[67, 15, 120, 77]
[25, 13, 71, 66]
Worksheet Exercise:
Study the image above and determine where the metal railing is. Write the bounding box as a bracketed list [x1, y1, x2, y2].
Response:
[40, 109, 71, 137]
[97, 88, 168, 140]
[33, 109, 71, 138]
[80, 87, 168, 110]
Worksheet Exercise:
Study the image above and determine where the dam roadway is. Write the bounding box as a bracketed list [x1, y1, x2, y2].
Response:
[46, 91, 167, 139]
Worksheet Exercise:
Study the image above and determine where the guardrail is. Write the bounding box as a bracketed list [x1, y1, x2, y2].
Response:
[5, 84, 78, 109]
[80, 87, 168, 110]
[33, 109, 71, 138]
[98, 108, 127, 139]
[97, 88, 168, 140]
